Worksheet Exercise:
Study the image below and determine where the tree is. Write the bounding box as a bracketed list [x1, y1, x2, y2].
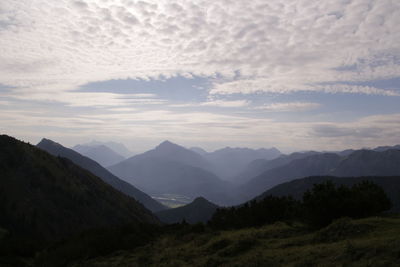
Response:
[303, 180, 391, 228]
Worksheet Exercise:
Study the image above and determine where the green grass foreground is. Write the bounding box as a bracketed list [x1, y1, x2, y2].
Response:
[72, 216, 400, 267]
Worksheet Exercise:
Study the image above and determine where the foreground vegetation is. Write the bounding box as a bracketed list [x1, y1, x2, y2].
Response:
[69, 216, 400, 266]
[1, 180, 397, 266]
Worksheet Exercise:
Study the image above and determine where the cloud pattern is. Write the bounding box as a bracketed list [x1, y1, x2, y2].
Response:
[0, 0, 399, 150]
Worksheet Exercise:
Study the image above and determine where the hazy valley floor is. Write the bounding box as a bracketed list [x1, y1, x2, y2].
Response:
[71, 216, 400, 267]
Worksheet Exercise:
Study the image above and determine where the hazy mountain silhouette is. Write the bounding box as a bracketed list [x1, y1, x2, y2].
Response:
[0, 135, 158, 242]
[108, 141, 241, 206]
[73, 144, 125, 167]
[156, 197, 218, 224]
[243, 149, 400, 199]
[234, 151, 320, 184]
[258, 176, 400, 212]
[141, 141, 214, 170]
[82, 140, 133, 158]
[200, 147, 281, 180]
[373, 144, 400, 152]
[331, 149, 400, 176]
[37, 138, 166, 212]
[189, 146, 208, 156]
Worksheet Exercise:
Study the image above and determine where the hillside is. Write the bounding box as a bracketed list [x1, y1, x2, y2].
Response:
[108, 141, 241, 206]
[202, 146, 281, 180]
[243, 149, 400, 199]
[80, 140, 133, 158]
[109, 156, 238, 206]
[258, 176, 400, 212]
[156, 197, 218, 224]
[234, 151, 320, 184]
[65, 216, 400, 266]
[37, 138, 166, 212]
[138, 140, 214, 171]
[0, 135, 158, 242]
[72, 144, 125, 167]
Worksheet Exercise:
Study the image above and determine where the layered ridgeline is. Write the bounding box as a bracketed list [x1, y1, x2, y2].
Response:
[156, 197, 218, 224]
[78, 140, 133, 158]
[72, 144, 125, 167]
[0, 135, 158, 242]
[257, 176, 400, 212]
[192, 146, 281, 181]
[108, 141, 241, 206]
[235, 151, 320, 184]
[242, 149, 400, 199]
[37, 138, 166, 212]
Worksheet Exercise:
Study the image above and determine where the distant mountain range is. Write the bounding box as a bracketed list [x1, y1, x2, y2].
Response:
[79, 140, 133, 158]
[191, 146, 281, 180]
[37, 138, 166, 212]
[156, 197, 218, 224]
[0, 135, 158, 242]
[72, 144, 125, 167]
[242, 149, 400, 199]
[258, 176, 400, 212]
[108, 141, 242, 206]
[235, 151, 320, 184]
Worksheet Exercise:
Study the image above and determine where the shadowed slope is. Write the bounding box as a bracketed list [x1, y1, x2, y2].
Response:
[0, 135, 159, 242]
[156, 197, 218, 224]
[37, 138, 166, 212]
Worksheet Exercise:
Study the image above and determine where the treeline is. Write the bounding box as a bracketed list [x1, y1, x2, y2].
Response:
[209, 180, 392, 229]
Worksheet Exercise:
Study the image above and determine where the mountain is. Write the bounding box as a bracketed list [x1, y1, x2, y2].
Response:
[203, 147, 281, 180]
[332, 149, 400, 176]
[82, 140, 133, 158]
[108, 141, 240, 206]
[234, 151, 320, 184]
[37, 138, 166, 212]
[140, 141, 214, 170]
[156, 197, 218, 224]
[373, 144, 400, 152]
[72, 144, 125, 167]
[258, 176, 400, 212]
[189, 146, 208, 156]
[242, 149, 400, 199]
[0, 135, 158, 242]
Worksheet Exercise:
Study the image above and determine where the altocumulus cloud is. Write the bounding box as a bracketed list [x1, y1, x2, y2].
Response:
[0, 0, 399, 97]
[0, 0, 399, 151]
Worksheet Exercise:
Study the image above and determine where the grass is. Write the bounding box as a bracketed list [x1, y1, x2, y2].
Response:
[70, 215, 400, 267]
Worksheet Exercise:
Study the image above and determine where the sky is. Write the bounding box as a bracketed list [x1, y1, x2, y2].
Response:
[0, 0, 399, 153]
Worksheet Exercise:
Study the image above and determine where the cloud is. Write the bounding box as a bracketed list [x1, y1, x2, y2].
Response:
[308, 114, 400, 147]
[0, 0, 398, 103]
[200, 100, 249, 108]
[3, 103, 399, 152]
[256, 102, 320, 112]
[312, 125, 381, 138]
[169, 99, 249, 108]
[5, 90, 165, 107]
[210, 79, 399, 96]
[0, 0, 399, 152]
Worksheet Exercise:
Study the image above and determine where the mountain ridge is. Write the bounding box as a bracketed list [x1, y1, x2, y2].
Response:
[242, 149, 400, 199]
[72, 144, 125, 167]
[37, 138, 166, 212]
[156, 197, 218, 224]
[108, 141, 242, 206]
[0, 134, 159, 242]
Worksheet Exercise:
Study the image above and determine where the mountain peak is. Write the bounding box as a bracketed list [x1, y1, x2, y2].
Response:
[193, 196, 209, 203]
[155, 140, 184, 152]
[39, 138, 53, 143]
[38, 138, 60, 147]
[158, 140, 176, 147]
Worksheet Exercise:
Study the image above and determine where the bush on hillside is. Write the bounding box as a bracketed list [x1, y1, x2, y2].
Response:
[303, 181, 391, 227]
[209, 196, 301, 229]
